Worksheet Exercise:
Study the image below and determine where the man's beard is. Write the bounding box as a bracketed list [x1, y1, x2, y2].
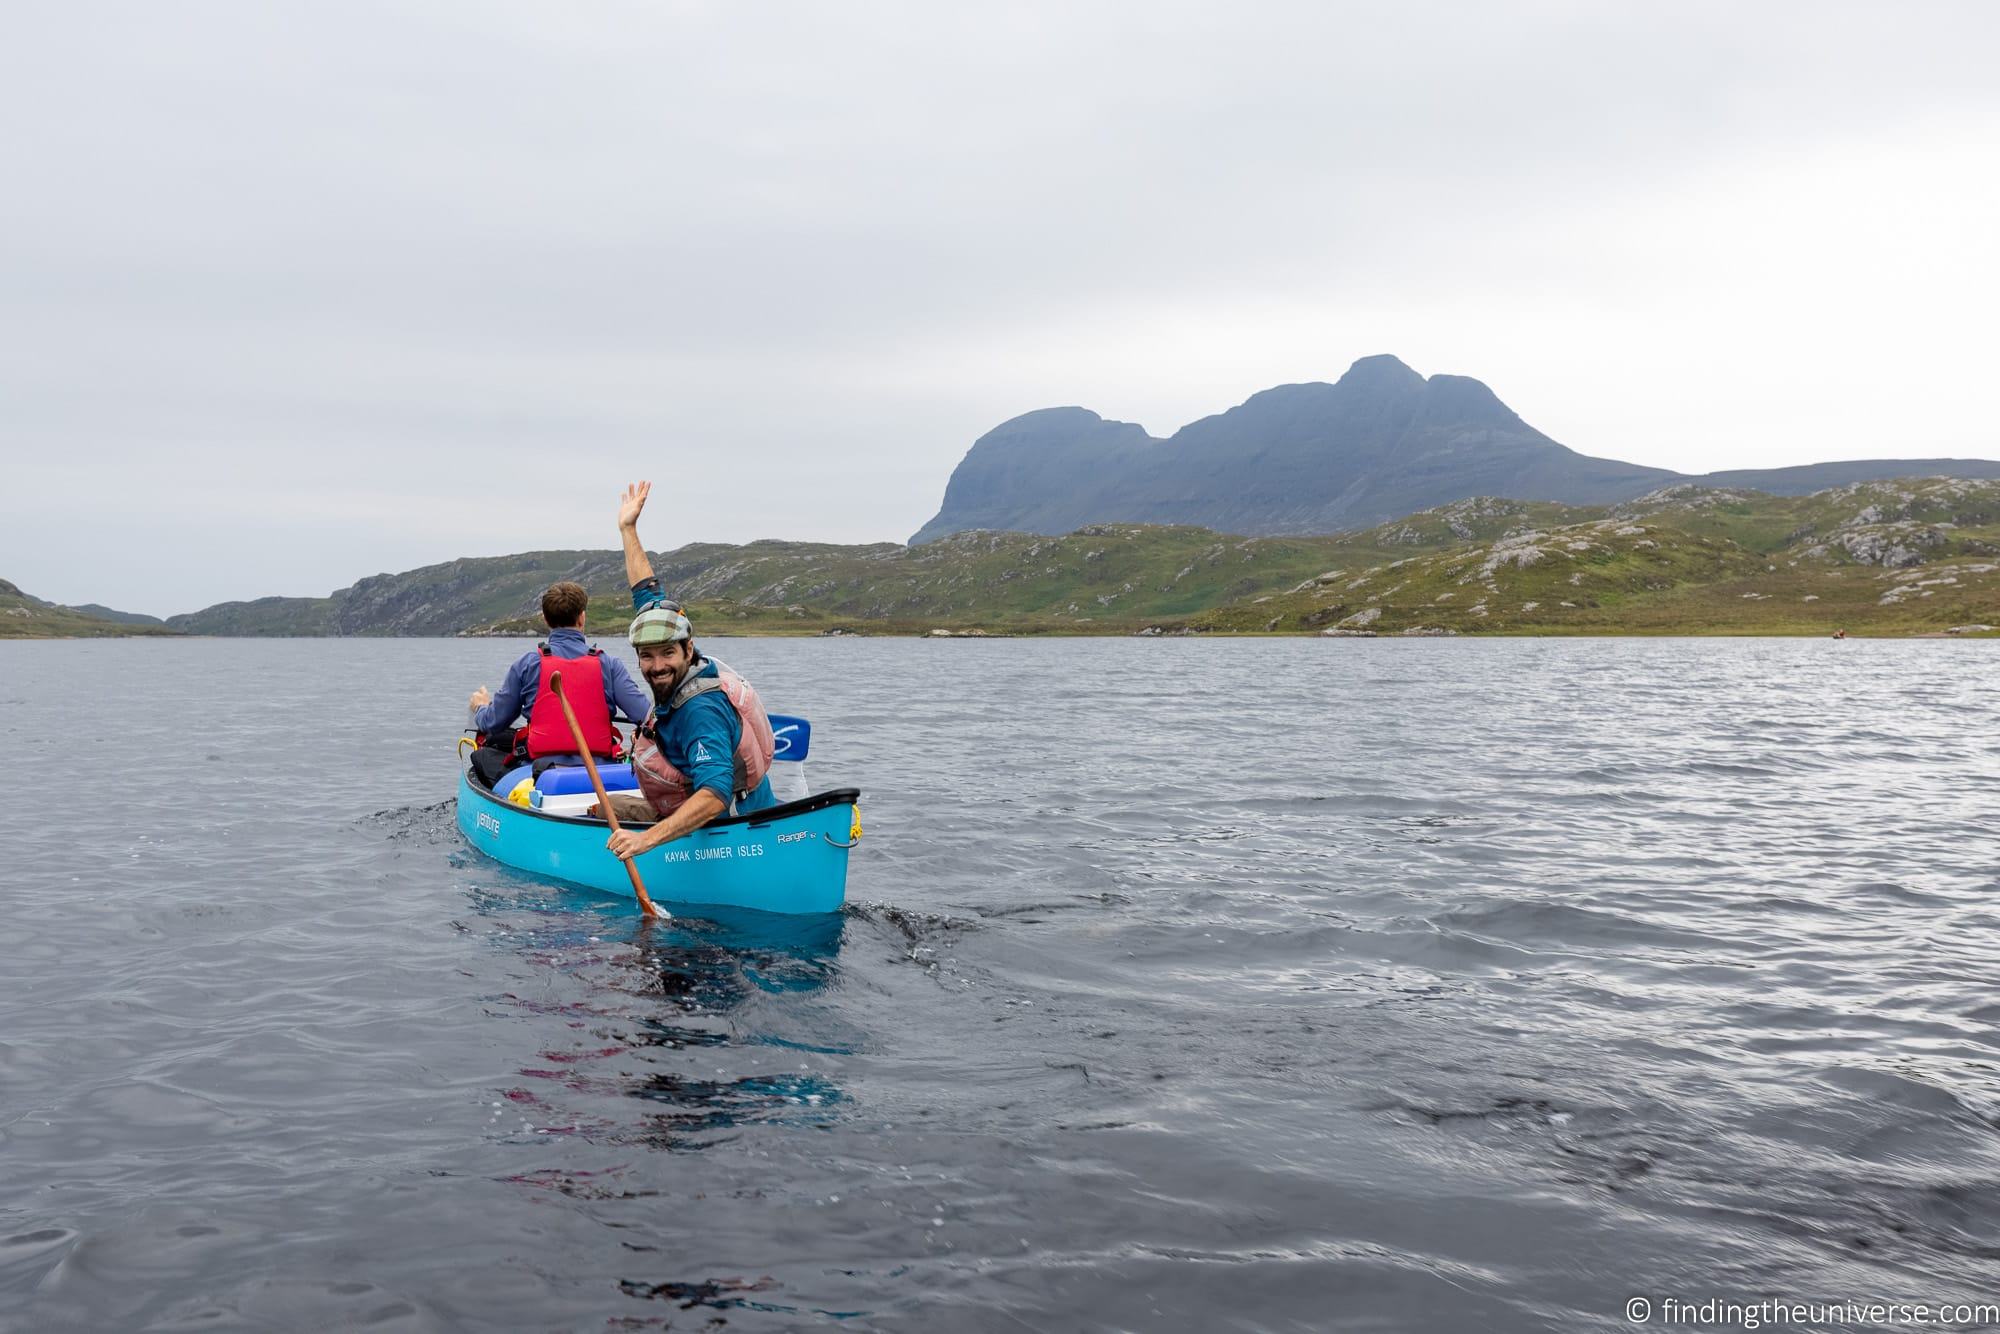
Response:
[645, 650, 696, 706]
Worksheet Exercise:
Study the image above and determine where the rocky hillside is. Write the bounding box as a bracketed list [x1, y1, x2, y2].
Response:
[155, 477, 2000, 638]
[165, 595, 338, 637]
[1189, 479, 2000, 636]
[0, 580, 178, 638]
[169, 531, 1360, 637]
[910, 355, 2000, 544]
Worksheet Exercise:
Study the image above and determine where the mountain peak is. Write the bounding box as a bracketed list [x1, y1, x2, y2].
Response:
[983, 405, 1105, 436]
[1415, 373, 1521, 427]
[1337, 354, 1425, 386]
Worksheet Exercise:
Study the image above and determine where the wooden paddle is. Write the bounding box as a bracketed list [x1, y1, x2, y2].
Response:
[549, 670, 668, 919]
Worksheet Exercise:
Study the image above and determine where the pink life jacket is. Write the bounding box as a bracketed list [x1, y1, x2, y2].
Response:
[631, 659, 776, 816]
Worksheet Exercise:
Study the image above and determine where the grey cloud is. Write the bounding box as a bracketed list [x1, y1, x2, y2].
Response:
[3, 1, 1996, 614]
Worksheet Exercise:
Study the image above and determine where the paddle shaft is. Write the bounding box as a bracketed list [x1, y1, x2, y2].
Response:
[548, 671, 667, 919]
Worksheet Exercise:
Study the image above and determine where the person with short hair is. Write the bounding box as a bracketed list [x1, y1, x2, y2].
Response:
[465, 580, 651, 788]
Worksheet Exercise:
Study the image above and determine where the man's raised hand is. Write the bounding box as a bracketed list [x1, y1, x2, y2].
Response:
[618, 481, 660, 588]
[618, 481, 652, 530]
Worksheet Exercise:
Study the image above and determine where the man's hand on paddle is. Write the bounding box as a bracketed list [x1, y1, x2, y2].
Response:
[618, 481, 651, 531]
[607, 828, 650, 861]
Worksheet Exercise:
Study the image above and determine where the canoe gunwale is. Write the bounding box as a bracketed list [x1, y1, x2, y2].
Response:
[460, 773, 861, 831]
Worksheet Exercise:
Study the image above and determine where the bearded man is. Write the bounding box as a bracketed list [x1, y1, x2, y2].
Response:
[597, 481, 778, 862]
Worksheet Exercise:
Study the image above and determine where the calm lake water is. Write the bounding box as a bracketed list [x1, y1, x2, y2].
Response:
[4, 636, 2000, 1332]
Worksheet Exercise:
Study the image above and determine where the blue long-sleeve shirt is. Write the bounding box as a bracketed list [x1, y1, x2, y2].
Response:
[474, 626, 651, 737]
[631, 580, 775, 813]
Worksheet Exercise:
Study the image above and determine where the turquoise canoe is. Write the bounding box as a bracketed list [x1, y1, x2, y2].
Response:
[456, 771, 862, 915]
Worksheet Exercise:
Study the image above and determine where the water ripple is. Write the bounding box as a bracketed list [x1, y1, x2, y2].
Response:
[4, 636, 1999, 1330]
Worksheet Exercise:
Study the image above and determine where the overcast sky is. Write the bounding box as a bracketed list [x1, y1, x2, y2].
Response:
[4, 1, 1996, 615]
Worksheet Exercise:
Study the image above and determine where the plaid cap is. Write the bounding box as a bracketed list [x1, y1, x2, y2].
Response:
[629, 605, 692, 646]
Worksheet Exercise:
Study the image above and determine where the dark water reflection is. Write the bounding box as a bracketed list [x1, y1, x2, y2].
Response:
[5, 636, 2000, 1331]
[494, 905, 849, 1155]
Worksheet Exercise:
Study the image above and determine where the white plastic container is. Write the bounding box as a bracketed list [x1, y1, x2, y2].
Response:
[528, 789, 608, 818]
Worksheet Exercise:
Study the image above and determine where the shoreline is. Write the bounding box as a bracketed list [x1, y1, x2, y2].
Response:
[7, 626, 1997, 643]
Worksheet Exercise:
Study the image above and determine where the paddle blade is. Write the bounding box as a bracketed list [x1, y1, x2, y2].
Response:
[768, 714, 811, 761]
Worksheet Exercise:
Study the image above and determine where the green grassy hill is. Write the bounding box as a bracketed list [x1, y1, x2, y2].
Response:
[163, 595, 337, 636]
[158, 477, 2000, 638]
[0, 580, 180, 638]
[472, 527, 1377, 634]
[169, 528, 1371, 637]
[1191, 480, 2000, 636]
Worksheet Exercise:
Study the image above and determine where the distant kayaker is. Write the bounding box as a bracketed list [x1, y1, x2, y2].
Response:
[465, 581, 652, 788]
[596, 482, 778, 861]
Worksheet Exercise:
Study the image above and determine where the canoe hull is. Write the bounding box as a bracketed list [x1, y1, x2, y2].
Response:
[456, 772, 859, 915]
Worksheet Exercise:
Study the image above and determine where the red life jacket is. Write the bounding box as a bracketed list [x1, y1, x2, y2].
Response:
[630, 660, 775, 815]
[523, 643, 620, 759]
